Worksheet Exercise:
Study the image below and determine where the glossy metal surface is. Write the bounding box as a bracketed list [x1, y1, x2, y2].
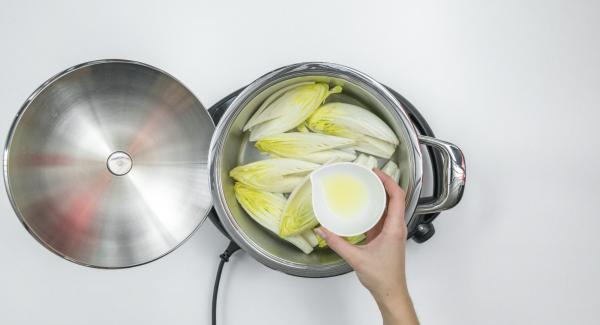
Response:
[209, 62, 426, 277]
[415, 136, 466, 214]
[4, 60, 214, 268]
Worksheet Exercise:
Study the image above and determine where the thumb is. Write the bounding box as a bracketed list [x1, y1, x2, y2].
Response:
[315, 227, 360, 265]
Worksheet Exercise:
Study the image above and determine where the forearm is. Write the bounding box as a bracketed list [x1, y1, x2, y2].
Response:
[375, 286, 419, 325]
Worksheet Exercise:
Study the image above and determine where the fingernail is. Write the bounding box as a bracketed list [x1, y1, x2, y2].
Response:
[315, 228, 327, 239]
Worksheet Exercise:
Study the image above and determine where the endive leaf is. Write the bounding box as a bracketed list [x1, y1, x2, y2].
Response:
[234, 183, 313, 254]
[296, 123, 310, 133]
[301, 149, 356, 164]
[248, 84, 342, 141]
[317, 233, 326, 248]
[233, 182, 285, 233]
[366, 155, 379, 169]
[353, 153, 379, 169]
[301, 229, 319, 247]
[266, 150, 356, 164]
[229, 158, 320, 193]
[244, 82, 315, 131]
[316, 231, 366, 248]
[353, 153, 369, 167]
[255, 132, 355, 159]
[354, 135, 397, 158]
[307, 102, 399, 154]
[279, 177, 319, 237]
[382, 160, 400, 183]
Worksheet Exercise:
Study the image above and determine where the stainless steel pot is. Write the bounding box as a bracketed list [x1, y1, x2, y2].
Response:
[209, 62, 466, 277]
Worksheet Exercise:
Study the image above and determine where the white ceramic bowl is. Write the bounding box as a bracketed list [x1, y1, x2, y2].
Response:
[310, 162, 386, 237]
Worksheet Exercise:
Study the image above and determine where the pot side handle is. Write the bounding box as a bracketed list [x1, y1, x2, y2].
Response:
[415, 136, 466, 214]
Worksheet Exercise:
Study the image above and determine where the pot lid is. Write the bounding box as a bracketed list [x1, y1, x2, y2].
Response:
[4, 60, 215, 268]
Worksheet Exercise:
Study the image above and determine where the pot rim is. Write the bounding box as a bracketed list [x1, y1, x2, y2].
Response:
[209, 62, 424, 277]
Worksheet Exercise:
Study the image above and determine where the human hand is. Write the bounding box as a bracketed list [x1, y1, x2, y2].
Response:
[315, 168, 418, 325]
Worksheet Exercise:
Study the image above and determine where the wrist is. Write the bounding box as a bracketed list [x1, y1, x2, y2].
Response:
[373, 283, 410, 308]
[374, 287, 418, 325]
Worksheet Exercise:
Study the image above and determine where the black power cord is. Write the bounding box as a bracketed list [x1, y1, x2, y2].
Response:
[212, 241, 240, 325]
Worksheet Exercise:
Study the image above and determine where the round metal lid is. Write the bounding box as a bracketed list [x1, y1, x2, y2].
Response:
[3, 60, 215, 268]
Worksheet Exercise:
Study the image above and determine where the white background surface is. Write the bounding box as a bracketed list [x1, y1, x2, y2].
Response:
[1, 1, 599, 324]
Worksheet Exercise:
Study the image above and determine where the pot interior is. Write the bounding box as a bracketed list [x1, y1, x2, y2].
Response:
[216, 74, 417, 274]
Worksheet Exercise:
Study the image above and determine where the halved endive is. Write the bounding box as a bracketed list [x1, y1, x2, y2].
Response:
[355, 154, 400, 183]
[307, 102, 399, 158]
[315, 232, 366, 248]
[279, 177, 319, 237]
[244, 83, 342, 141]
[301, 229, 319, 247]
[234, 183, 313, 254]
[245, 82, 314, 131]
[353, 153, 379, 170]
[381, 160, 400, 183]
[255, 132, 356, 163]
[229, 158, 320, 193]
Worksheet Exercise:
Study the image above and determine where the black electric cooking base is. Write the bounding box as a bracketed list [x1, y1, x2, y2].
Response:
[207, 86, 443, 244]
